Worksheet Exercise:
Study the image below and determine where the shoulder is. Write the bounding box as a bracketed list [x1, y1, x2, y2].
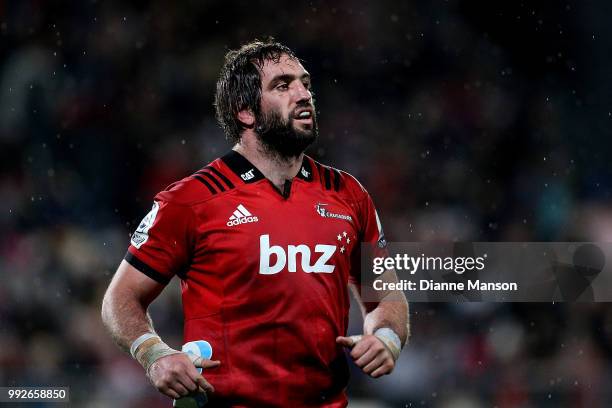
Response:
[307, 156, 369, 201]
[154, 157, 237, 206]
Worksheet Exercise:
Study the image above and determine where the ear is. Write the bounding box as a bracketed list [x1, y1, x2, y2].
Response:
[237, 108, 255, 128]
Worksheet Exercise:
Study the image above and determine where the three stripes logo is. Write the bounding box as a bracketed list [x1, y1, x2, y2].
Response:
[227, 204, 259, 227]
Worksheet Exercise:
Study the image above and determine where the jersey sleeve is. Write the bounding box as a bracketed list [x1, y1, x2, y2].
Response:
[124, 199, 195, 284]
[349, 192, 388, 285]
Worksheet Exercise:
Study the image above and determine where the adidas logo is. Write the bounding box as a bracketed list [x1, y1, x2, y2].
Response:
[227, 204, 259, 227]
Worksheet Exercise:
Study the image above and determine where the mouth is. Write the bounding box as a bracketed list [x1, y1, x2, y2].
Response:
[294, 108, 314, 124]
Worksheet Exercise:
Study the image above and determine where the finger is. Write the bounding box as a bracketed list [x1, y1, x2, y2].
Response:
[371, 361, 394, 378]
[195, 375, 215, 394]
[176, 371, 198, 393]
[183, 361, 207, 391]
[354, 347, 378, 368]
[169, 382, 190, 397]
[183, 361, 216, 394]
[336, 336, 354, 347]
[162, 387, 181, 399]
[350, 338, 372, 359]
[336, 335, 362, 348]
[363, 355, 386, 374]
[194, 358, 222, 369]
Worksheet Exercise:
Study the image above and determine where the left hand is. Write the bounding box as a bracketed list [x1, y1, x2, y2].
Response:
[336, 334, 395, 378]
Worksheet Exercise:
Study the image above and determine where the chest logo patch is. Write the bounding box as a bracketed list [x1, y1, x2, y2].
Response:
[315, 203, 352, 222]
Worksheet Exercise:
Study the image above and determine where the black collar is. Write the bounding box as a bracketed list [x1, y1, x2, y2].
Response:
[221, 151, 314, 183]
[296, 155, 314, 181]
[220, 151, 265, 183]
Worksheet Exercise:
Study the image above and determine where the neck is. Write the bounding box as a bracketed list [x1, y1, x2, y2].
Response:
[233, 134, 304, 192]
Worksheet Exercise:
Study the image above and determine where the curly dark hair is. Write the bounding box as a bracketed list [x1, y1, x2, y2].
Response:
[214, 39, 298, 144]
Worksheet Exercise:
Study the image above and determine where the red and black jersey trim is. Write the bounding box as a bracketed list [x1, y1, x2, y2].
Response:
[204, 166, 234, 189]
[124, 251, 172, 285]
[192, 174, 217, 194]
[313, 161, 342, 192]
[192, 165, 236, 194]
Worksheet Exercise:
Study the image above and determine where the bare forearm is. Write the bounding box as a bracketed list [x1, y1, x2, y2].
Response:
[363, 297, 409, 346]
[101, 289, 155, 353]
[352, 269, 410, 346]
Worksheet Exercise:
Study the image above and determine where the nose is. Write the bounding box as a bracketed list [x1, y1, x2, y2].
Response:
[294, 82, 312, 104]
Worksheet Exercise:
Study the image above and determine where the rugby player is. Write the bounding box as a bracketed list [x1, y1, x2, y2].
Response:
[101, 39, 409, 407]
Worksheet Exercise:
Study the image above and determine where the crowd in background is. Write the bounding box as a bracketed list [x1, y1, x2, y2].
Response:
[2, 1, 612, 406]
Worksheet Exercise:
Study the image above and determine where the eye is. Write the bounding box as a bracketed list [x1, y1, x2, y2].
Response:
[276, 82, 289, 90]
[303, 81, 311, 90]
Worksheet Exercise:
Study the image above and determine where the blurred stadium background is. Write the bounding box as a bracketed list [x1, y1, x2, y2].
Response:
[2, 1, 612, 406]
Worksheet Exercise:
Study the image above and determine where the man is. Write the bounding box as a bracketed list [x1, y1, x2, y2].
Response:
[101, 39, 409, 407]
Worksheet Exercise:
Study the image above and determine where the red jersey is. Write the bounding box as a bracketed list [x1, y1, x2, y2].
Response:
[125, 151, 386, 407]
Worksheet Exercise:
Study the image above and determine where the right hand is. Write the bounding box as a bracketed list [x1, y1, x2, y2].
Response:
[336, 334, 396, 378]
[147, 352, 221, 399]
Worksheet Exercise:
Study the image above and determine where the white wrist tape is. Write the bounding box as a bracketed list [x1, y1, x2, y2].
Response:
[130, 332, 159, 358]
[374, 328, 402, 361]
[130, 333, 181, 373]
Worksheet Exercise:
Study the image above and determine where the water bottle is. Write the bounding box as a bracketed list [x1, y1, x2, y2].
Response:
[173, 340, 213, 408]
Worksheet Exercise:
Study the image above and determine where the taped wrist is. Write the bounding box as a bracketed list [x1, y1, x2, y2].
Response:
[374, 328, 402, 361]
[130, 333, 181, 373]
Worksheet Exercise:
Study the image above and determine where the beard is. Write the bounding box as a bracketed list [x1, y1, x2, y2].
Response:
[254, 104, 318, 159]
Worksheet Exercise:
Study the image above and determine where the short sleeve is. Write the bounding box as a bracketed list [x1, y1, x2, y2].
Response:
[360, 194, 387, 252]
[124, 199, 195, 284]
[349, 192, 388, 284]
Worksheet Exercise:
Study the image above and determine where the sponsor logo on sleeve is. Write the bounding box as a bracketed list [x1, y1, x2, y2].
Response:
[374, 210, 387, 248]
[131, 201, 159, 249]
